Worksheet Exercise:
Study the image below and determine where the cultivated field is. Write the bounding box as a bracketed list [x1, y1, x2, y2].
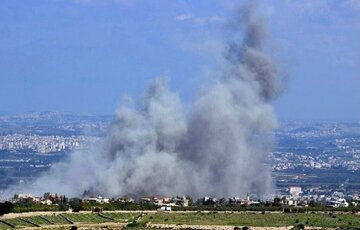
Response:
[0, 211, 359, 229]
[141, 212, 360, 229]
[0, 212, 135, 229]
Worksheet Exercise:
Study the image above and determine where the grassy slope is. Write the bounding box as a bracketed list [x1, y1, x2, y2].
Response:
[142, 212, 360, 228]
[101, 212, 135, 221]
[0, 222, 12, 230]
[0, 213, 134, 229]
[3, 218, 34, 227]
[41, 214, 69, 225]
[0, 212, 359, 229]
[63, 213, 106, 223]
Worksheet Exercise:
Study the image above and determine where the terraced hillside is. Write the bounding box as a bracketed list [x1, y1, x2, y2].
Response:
[0, 211, 359, 229]
[141, 212, 360, 229]
[0, 212, 134, 229]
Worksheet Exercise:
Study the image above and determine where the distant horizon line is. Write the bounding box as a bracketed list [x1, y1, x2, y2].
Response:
[0, 111, 359, 123]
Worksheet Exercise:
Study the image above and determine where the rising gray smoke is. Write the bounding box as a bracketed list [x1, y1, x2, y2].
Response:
[6, 2, 281, 198]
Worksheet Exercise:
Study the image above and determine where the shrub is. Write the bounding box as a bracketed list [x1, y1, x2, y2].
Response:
[0, 202, 14, 216]
[69, 199, 83, 212]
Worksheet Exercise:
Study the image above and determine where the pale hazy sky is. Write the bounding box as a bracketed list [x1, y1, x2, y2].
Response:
[0, 0, 359, 121]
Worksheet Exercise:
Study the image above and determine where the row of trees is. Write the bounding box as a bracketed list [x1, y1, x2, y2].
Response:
[0, 199, 360, 215]
[0, 200, 159, 214]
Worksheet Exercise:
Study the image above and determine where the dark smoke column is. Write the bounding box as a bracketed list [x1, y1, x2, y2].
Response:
[182, 2, 280, 197]
[6, 2, 282, 199]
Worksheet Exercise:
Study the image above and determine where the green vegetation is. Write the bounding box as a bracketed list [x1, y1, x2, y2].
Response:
[0, 202, 13, 216]
[62, 213, 107, 223]
[0, 212, 133, 229]
[26, 216, 53, 225]
[172, 204, 360, 213]
[0, 211, 359, 229]
[3, 200, 360, 214]
[142, 212, 360, 228]
[4, 218, 35, 227]
[1, 201, 158, 213]
[101, 212, 135, 221]
[80, 201, 158, 211]
[7, 202, 120, 213]
[12, 203, 59, 213]
[0, 221, 13, 230]
[42, 214, 71, 225]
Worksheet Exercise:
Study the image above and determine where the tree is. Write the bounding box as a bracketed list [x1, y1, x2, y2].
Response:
[309, 200, 315, 207]
[273, 197, 282, 207]
[69, 198, 83, 212]
[0, 202, 14, 216]
[58, 202, 69, 211]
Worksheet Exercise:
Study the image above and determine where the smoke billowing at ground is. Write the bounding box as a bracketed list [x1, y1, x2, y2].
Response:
[6, 2, 281, 198]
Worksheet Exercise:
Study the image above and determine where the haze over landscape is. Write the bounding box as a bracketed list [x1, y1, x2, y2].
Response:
[0, 1, 279, 198]
[0, 0, 359, 202]
[1, 2, 360, 229]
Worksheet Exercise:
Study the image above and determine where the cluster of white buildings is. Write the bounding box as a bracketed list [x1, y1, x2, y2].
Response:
[140, 196, 190, 207]
[282, 186, 360, 208]
[12, 193, 66, 205]
[83, 196, 110, 204]
[7, 186, 360, 210]
[0, 134, 100, 153]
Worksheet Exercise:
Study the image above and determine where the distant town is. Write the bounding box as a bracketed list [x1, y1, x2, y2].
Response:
[0, 134, 100, 154]
[0, 113, 360, 204]
[4, 185, 360, 214]
[2, 190, 360, 230]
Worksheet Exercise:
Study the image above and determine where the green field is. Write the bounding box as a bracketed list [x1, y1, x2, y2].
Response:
[3, 218, 35, 228]
[0, 211, 359, 229]
[41, 214, 70, 225]
[0, 212, 133, 229]
[142, 212, 360, 228]
[62, 213, 106, 223]
[26, 216, 53, 225]
[101, 212, 136, 221]
[0, 222, 12, 229]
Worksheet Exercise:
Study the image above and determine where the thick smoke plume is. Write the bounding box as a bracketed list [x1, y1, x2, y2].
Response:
[6, 2, 281, 198]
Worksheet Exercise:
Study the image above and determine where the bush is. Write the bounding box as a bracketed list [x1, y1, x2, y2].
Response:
[12, 203, 58, 213]
[0, 202, 14, 216]
[69, 198, 83, 212]
[58, 203, 68, 211]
